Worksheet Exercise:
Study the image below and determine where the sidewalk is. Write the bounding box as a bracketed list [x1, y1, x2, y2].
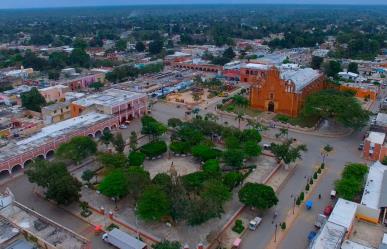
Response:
[265, 166, 328, 249]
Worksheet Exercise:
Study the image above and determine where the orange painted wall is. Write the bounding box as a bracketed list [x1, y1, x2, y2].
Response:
[70, 103, 85, 117]
[248, 67, 326, 117]
[362, 139, 387, 161]
[340, 85, 378, 101]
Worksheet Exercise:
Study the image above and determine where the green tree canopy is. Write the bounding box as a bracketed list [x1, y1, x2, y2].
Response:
[115, 39, 127, 51]
[191, 144, 220, 162]
[26, 160, 81, 205]
[202, 159, 221, 178]
[112, 133, 125, 153]
[348, 62, 359, 74]
[238, 183, 278, 209]
[141, 116, 167, 140]
[127, 166, 151, 200]
[323, 60, 341, 78]
[21, 87, 46, 112]
[270, 140, 307, 165]
[98, 152, 129, 170]
[135, 41, 146, 52]
[152, 241, 181, 249]
[128, 151, 145, 166]
[223, 149, 245, 168]
[301, 89, 370, 129]
[137, 185, 171, 221]
[149, 39, 163, 54]
[311, 56, 323, 70]
[99, 169, 129, 198]
[223, 172, 243, 190]
[56, 136, 97, 164]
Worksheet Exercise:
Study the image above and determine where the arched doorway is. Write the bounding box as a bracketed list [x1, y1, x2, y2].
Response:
[95, 130, 102, 138]
[268, 101, 275, 112]
[12, 164, 23, 174]
[0, 169, 10, 181]
[46, 150, 55, 159]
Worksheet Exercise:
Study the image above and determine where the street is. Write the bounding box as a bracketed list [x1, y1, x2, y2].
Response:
[0, 176, 113, 249]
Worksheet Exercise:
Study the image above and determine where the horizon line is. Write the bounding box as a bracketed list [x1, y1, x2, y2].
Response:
[1, 3, 387, 10]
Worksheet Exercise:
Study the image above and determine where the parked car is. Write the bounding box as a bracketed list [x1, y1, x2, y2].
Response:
[314, 214, 327, 228]
[263, 144, 271, 150]
[358, 143, 364, 150]
[248, 217, 262, 231]
[323, 204, 334, 216]
[119, 125, 128, 129]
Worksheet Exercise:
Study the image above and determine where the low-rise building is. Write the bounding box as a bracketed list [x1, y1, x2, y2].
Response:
[363, 131, 387, 161]
[0, 189, 91, 249]
[358, 161, 387, 224]
[70, 89, 147, 123]
[41, 102, 72, 125]
[38, 84, 69, 103]
[0, 112, 119, 176]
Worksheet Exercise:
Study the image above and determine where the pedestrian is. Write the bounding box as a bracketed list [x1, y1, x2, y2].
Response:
[318, 194, 321, 199]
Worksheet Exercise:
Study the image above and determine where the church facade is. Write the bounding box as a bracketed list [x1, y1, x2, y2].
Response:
[241, 64, 326, 117]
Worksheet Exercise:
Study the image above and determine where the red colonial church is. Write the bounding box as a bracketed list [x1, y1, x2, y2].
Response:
[241, 63, 326, 117]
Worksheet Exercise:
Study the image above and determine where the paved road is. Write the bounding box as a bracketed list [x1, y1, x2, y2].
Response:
[150, 95, 375, 249]
[0, 176, 113, 249]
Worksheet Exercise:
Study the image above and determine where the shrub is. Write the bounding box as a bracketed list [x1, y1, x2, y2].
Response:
[305, 184, 310, 191]
[296, 197, 301, 206]
[106, 223, 119, 231]
[321, 163, 325, 169]
[317, 168, 322, 174]
[313, 172, 318, 179]
[276, 114, 290, 123]
[169, 141, 190, 154]
[202, 159, 221, 177]
[299, 192, 304, 201]
[309, 178, 314, 185]
[223, 172, 243, 190]
[128, 151, 145, 166]
[280, 222, 286, 230]
[232, 219, 245, 234]
[141, 140, 167, 158]
[191, 144, 220, 162]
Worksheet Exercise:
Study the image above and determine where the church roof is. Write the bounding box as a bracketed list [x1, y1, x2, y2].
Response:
[280, 68, 321, 92]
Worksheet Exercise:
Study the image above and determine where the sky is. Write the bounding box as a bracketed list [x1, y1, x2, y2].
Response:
[0, 0, 386, 9]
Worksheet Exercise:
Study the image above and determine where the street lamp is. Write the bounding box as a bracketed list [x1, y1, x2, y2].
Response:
[274, 223, 278, 242]
[292, 196, 296, 214]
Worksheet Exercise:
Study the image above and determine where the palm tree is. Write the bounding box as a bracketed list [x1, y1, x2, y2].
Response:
[275, 128, 289, 139]
[100, 129, 113, 148]
[321, 144, 333, 165]
[247, 119, 267, 131]
[205, 113, 218, 122]
[235, 112, 245, 130]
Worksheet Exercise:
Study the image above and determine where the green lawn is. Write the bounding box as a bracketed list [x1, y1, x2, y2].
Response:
[222, 103, 261, 117]
[274, 114, 318, 128]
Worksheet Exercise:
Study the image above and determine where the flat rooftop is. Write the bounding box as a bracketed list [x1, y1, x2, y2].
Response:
[366, 131, 386, 145]
[361, 161, 387, 209]
[0, 112, 111, 162]
[349, 219, 385, 249]
[341, 240, 374, 249]
[0, 202, 88, 249]
[328, 198, 358, 230]
[243, 63, 270, 70]
[310, 221, 346, 249]
[73, 88, 146, 108]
